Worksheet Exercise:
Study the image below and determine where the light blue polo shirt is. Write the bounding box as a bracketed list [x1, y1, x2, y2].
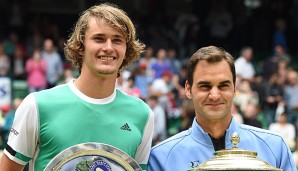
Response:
[148, 117, 296, 171]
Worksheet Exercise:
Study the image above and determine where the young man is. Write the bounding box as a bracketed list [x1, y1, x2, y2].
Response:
[0, 3, 154, 171]
[148, 46, 295, 171]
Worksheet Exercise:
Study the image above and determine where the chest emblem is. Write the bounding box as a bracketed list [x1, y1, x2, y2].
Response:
[120, 123, 131, 131]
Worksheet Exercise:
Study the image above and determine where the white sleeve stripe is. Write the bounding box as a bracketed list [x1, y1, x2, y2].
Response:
[134, 108, 154, 166]
[3, 150, 27, 165]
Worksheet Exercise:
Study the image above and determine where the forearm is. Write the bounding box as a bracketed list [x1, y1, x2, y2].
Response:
[0, 154, 25, 171]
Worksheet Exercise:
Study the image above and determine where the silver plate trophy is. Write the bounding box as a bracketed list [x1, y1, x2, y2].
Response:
[44, 142, 143, 171]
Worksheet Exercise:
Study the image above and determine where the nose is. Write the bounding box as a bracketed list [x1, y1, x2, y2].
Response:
[208, 87, 221, 100]
[102, 39, 113, 53]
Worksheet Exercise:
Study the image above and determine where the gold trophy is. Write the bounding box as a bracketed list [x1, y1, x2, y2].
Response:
[189, 132, 282, 171]
[44, 143, 142, 171]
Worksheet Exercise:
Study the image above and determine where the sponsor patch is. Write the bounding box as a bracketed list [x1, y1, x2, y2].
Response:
[90, 160, 112, 171]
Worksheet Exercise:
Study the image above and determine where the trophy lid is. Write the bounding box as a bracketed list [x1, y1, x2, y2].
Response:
[188, 132, 283, 171]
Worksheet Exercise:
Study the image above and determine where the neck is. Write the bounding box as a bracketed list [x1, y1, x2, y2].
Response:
[75, 74, 117, 99]
[197, 115, 232, 139]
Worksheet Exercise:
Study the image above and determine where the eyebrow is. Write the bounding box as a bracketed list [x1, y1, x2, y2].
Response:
[197, 80, 232, 85]
[93, 33, 125, 39]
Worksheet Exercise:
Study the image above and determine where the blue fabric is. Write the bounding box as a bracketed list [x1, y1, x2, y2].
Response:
[2, 110, 15, 131]
[148, 117, 296, 171]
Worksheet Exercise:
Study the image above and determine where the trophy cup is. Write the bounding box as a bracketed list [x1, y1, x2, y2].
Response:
[188, 132, 283, 171]
[44, 142, 143, 171]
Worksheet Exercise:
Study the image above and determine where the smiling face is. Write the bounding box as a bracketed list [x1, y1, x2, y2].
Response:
[81, 18, 127, 78]
[185, 60, 235, 123]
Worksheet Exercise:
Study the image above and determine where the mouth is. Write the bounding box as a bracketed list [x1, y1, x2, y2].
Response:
[205, 103, 224, 107]
[97, 56, 116, 61]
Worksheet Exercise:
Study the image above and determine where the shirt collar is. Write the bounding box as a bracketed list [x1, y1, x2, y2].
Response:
[190, 117, 241, 149]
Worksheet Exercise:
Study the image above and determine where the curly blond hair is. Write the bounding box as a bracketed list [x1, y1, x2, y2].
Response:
[64, 3, 145, 76]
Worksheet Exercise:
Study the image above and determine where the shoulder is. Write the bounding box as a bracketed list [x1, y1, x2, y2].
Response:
[34, 84, 72, 104]
[116, 89, 151, 112]
[151, 130, 191, 154]
[35, 84, 69, 97]
[239, 124, 284, 143]
[117, 89, 144, 101]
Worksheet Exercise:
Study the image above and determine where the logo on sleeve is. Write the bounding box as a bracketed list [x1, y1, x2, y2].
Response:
[190, 160, 200, 168]
[10, 128, 19, 136]
[120, 123, 131, 131]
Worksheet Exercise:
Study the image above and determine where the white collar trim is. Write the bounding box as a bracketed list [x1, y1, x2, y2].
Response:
[68, 79, 116, 104]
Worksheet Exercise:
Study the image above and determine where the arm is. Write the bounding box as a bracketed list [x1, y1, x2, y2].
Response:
[1, 94, 39, 170]
[0, 154, 24, 171]
[148, 149, 164, 171]
[279, 137, 296, 171]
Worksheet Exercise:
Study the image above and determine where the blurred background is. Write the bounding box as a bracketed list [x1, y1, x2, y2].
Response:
[1, 0, 298, 166]
[1, 0, 298, 58]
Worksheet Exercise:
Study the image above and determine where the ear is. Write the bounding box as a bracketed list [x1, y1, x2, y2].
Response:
[185, 80, 192, 99]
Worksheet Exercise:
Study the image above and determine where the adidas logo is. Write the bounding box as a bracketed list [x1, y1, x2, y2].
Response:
[120, 123, 131, 131]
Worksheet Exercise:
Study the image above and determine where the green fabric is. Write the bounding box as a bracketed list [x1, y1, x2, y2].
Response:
[34, 85, 150, 170]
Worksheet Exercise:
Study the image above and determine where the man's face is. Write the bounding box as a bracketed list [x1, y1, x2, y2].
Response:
[81, 18, 127, 77]
[44, 39, 54, 53]
[185, 60, 235, 122]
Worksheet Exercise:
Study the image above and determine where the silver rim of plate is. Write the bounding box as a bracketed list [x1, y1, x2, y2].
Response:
[44, 142, 142, 171]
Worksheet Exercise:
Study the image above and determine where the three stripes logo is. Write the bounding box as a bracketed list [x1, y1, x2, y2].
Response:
[120, 123, 131, 131]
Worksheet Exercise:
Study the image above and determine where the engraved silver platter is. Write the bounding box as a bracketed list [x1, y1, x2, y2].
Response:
[44, 142, 143, 171]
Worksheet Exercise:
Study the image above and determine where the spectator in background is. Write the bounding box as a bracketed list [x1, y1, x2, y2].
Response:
[25, 48, 47, 93]
[263, 73, 284, 125]
[233, 79, 259, 113]
[0, 98, 22, 146]
[178, 100, 195, 132]
[0, 44, 10, 77]
[273, 44, 291, 63]
[250, 74, 267, 110]
[231, 103, 243, 124]
[166, 48, 182, 75]
[58, 67, 75, 85]
[42, 38, 64, 88]
[243, 103, 262, 128]
[135, 63, 153, 100]
[150, 70, 172, 113]
[120, 75, 142, 98]
[234, 46, 255, 81]
[11, 45, 26, 80]
[4, 32, 25, 58]
[262, 44, 290, 81]
[57, 36, 67, 64]
[273, 18, 288, 51]
[174, 5, 199, 57]
[269, 112, 296, 151]
[148, 95, 167, 146]
[172, 64, 188, 106]
[284, 70, 298, 126]
[151, 48, 172, 79]
[205, 0, 233, 49]
[0, 103, 10, 148]
[139, 46, 156, 79]
[277, 57, 290, 85]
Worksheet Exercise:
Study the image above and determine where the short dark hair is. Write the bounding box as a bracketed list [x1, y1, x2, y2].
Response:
[187, 46, 235, 87]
